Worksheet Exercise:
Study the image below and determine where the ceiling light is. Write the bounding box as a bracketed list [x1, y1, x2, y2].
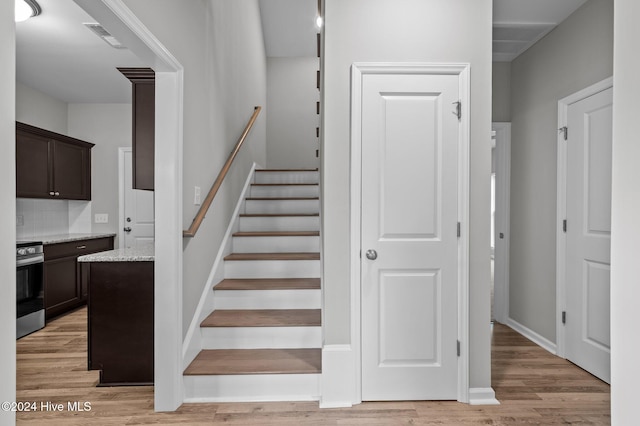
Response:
[15, 0, 41, 23]
[315, 16, 323, 29]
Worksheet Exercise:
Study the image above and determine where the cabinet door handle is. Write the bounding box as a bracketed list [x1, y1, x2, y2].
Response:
[49, 191, 55, 196]
[77, 245, 87, 250]
[55, 192, 60, 196]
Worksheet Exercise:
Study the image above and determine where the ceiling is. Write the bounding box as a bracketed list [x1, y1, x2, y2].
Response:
[493, 0, 588, 62]
[15, 0, 144, 103]
[15, 0, 589, 104]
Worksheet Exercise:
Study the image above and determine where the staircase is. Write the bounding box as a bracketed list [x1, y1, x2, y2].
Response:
[184, 169, 322, 402]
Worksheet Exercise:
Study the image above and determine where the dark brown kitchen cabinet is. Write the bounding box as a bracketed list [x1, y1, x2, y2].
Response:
[43, 236, 114, 320]
[118, 67, 155, 191]
[87, 261, 154, 385]
[16, 122, 94, 200]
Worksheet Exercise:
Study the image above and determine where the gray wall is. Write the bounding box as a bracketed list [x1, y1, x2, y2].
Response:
[121, 0, 267, 336]
[16, 81, 68, 134]
[0, 1, 16, 423]
[323, 0, 493, 389]
[509, 0, 613, 342]
[611, 0, 640, 421]
[68, 103, 132, 241]
[266, 57, 320, 169]
[492, 62, 511, 122]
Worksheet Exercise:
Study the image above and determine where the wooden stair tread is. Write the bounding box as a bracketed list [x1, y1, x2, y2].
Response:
[233, 231, 319, 237]
[224, 252, 320, 261]
[239, 213, 319, 217]
[214, 278, 321, 290]
[245, 197, 319, 201]
[184, 348, 321, 375]
[251, 183, 318, 186]
[256, 168, 318, 171]
[201, 309, 321, 327]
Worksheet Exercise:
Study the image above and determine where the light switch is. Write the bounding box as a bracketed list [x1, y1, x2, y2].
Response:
[94, 213, 109, 223]
[194, 186, 201, 205]
[16, 215, 24, 226]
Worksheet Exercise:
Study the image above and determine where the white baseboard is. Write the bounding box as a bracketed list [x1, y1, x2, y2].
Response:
[319, 345, 358, 408]
[506, 317, 557, 355]
[468, 387, 500, 405]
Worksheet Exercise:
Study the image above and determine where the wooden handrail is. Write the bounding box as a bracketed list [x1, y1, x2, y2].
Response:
[183, 106, 262, 238]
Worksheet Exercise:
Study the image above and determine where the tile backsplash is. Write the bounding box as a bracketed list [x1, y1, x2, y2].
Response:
[16, 198, 91, 239]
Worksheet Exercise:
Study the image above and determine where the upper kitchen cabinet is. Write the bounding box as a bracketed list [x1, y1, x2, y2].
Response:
[118, 67, 155, 191]
[16, 122, 94, 200]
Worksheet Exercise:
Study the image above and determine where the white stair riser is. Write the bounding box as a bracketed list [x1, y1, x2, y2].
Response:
[250, 185, 319, 198]
[213, 289, 321, 309]
[239, 216, 320, 232]
[254, 171, 319, 184]
[200, 326, 321, 349]
[233, 236, 319, 253]
[245, 199, 319, 215]
[183, 374, 320, 402]
[224, 259, 320, 278]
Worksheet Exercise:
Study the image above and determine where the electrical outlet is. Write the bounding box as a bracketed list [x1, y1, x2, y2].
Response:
[94, 213, 109, 224]
[16, 215, 24, 226]
[194, 186, 201, 205]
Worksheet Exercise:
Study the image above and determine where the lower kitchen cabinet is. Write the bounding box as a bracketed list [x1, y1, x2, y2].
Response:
[86, 261, 154, 385]
[43, 236, 114, 319]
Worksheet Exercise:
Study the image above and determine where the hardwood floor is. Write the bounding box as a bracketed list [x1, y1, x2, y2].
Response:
[16, 308, 610, 425]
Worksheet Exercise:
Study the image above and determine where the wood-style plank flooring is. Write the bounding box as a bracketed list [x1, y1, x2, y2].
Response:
[16, 308, 610, 425]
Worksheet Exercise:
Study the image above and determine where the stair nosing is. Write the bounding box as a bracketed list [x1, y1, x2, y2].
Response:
[239, 213, 319, 217]
[251, 183, 318, 187]
[184, 348, 322, 376]
[255, 169, 318, 172]
[224, 252, 320, 261]
[245, 197, 319, 201]
[232, 231, 320, 237]
[214, 278, 321, 291]
[201, 309, 321, 328]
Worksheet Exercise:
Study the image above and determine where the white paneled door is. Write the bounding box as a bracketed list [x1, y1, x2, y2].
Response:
[360, 71, 460, 400]
[565, 86, 613, 384]
[120, 148, 155, 249]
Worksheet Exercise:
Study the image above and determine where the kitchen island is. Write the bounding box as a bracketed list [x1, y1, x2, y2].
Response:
[78, 246, 154, 386]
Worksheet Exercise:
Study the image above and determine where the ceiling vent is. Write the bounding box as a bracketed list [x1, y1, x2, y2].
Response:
[83, 23, 127, 49]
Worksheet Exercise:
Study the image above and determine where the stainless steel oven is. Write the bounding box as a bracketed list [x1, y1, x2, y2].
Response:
[16, 241, 44, 338]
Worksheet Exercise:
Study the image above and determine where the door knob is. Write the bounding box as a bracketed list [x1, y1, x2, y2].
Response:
[365, 249, 378, 260]
[124, 227, 132, 233]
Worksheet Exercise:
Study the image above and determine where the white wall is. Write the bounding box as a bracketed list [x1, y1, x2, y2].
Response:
[611, 0, 640, 422]
[266, 57, 320, 169]
[509, 0, 613, 342]
[121, 0, 267, 336]
[68, 103, 132, 242]
[16, 81, 68, 134]
[0, 1, 16, 423]
[492, 62, 511, 122]
[323, 0, 493, 392]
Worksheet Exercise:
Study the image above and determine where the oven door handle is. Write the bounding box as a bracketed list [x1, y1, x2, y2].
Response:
[16, 255, 44, 267]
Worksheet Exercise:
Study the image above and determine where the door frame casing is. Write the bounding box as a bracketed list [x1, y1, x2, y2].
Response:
[118, 147, 131, 249]
[492, 123, 511, 324]
[556, 76, 613, 358]
[350, 62, 470, 403]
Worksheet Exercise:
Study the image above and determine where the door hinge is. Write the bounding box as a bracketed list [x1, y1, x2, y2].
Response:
[562, 311, 566, 325]
[457, 340, 461, 357]
[563, 219, 567, 233]
[453, 101, 461, 120]
[457, 222, 461, 238]
[559, 126, 568, 141]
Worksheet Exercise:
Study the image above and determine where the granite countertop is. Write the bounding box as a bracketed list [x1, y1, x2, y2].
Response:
[33, 233, 117, 245]
[77, 245, 155, 262]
